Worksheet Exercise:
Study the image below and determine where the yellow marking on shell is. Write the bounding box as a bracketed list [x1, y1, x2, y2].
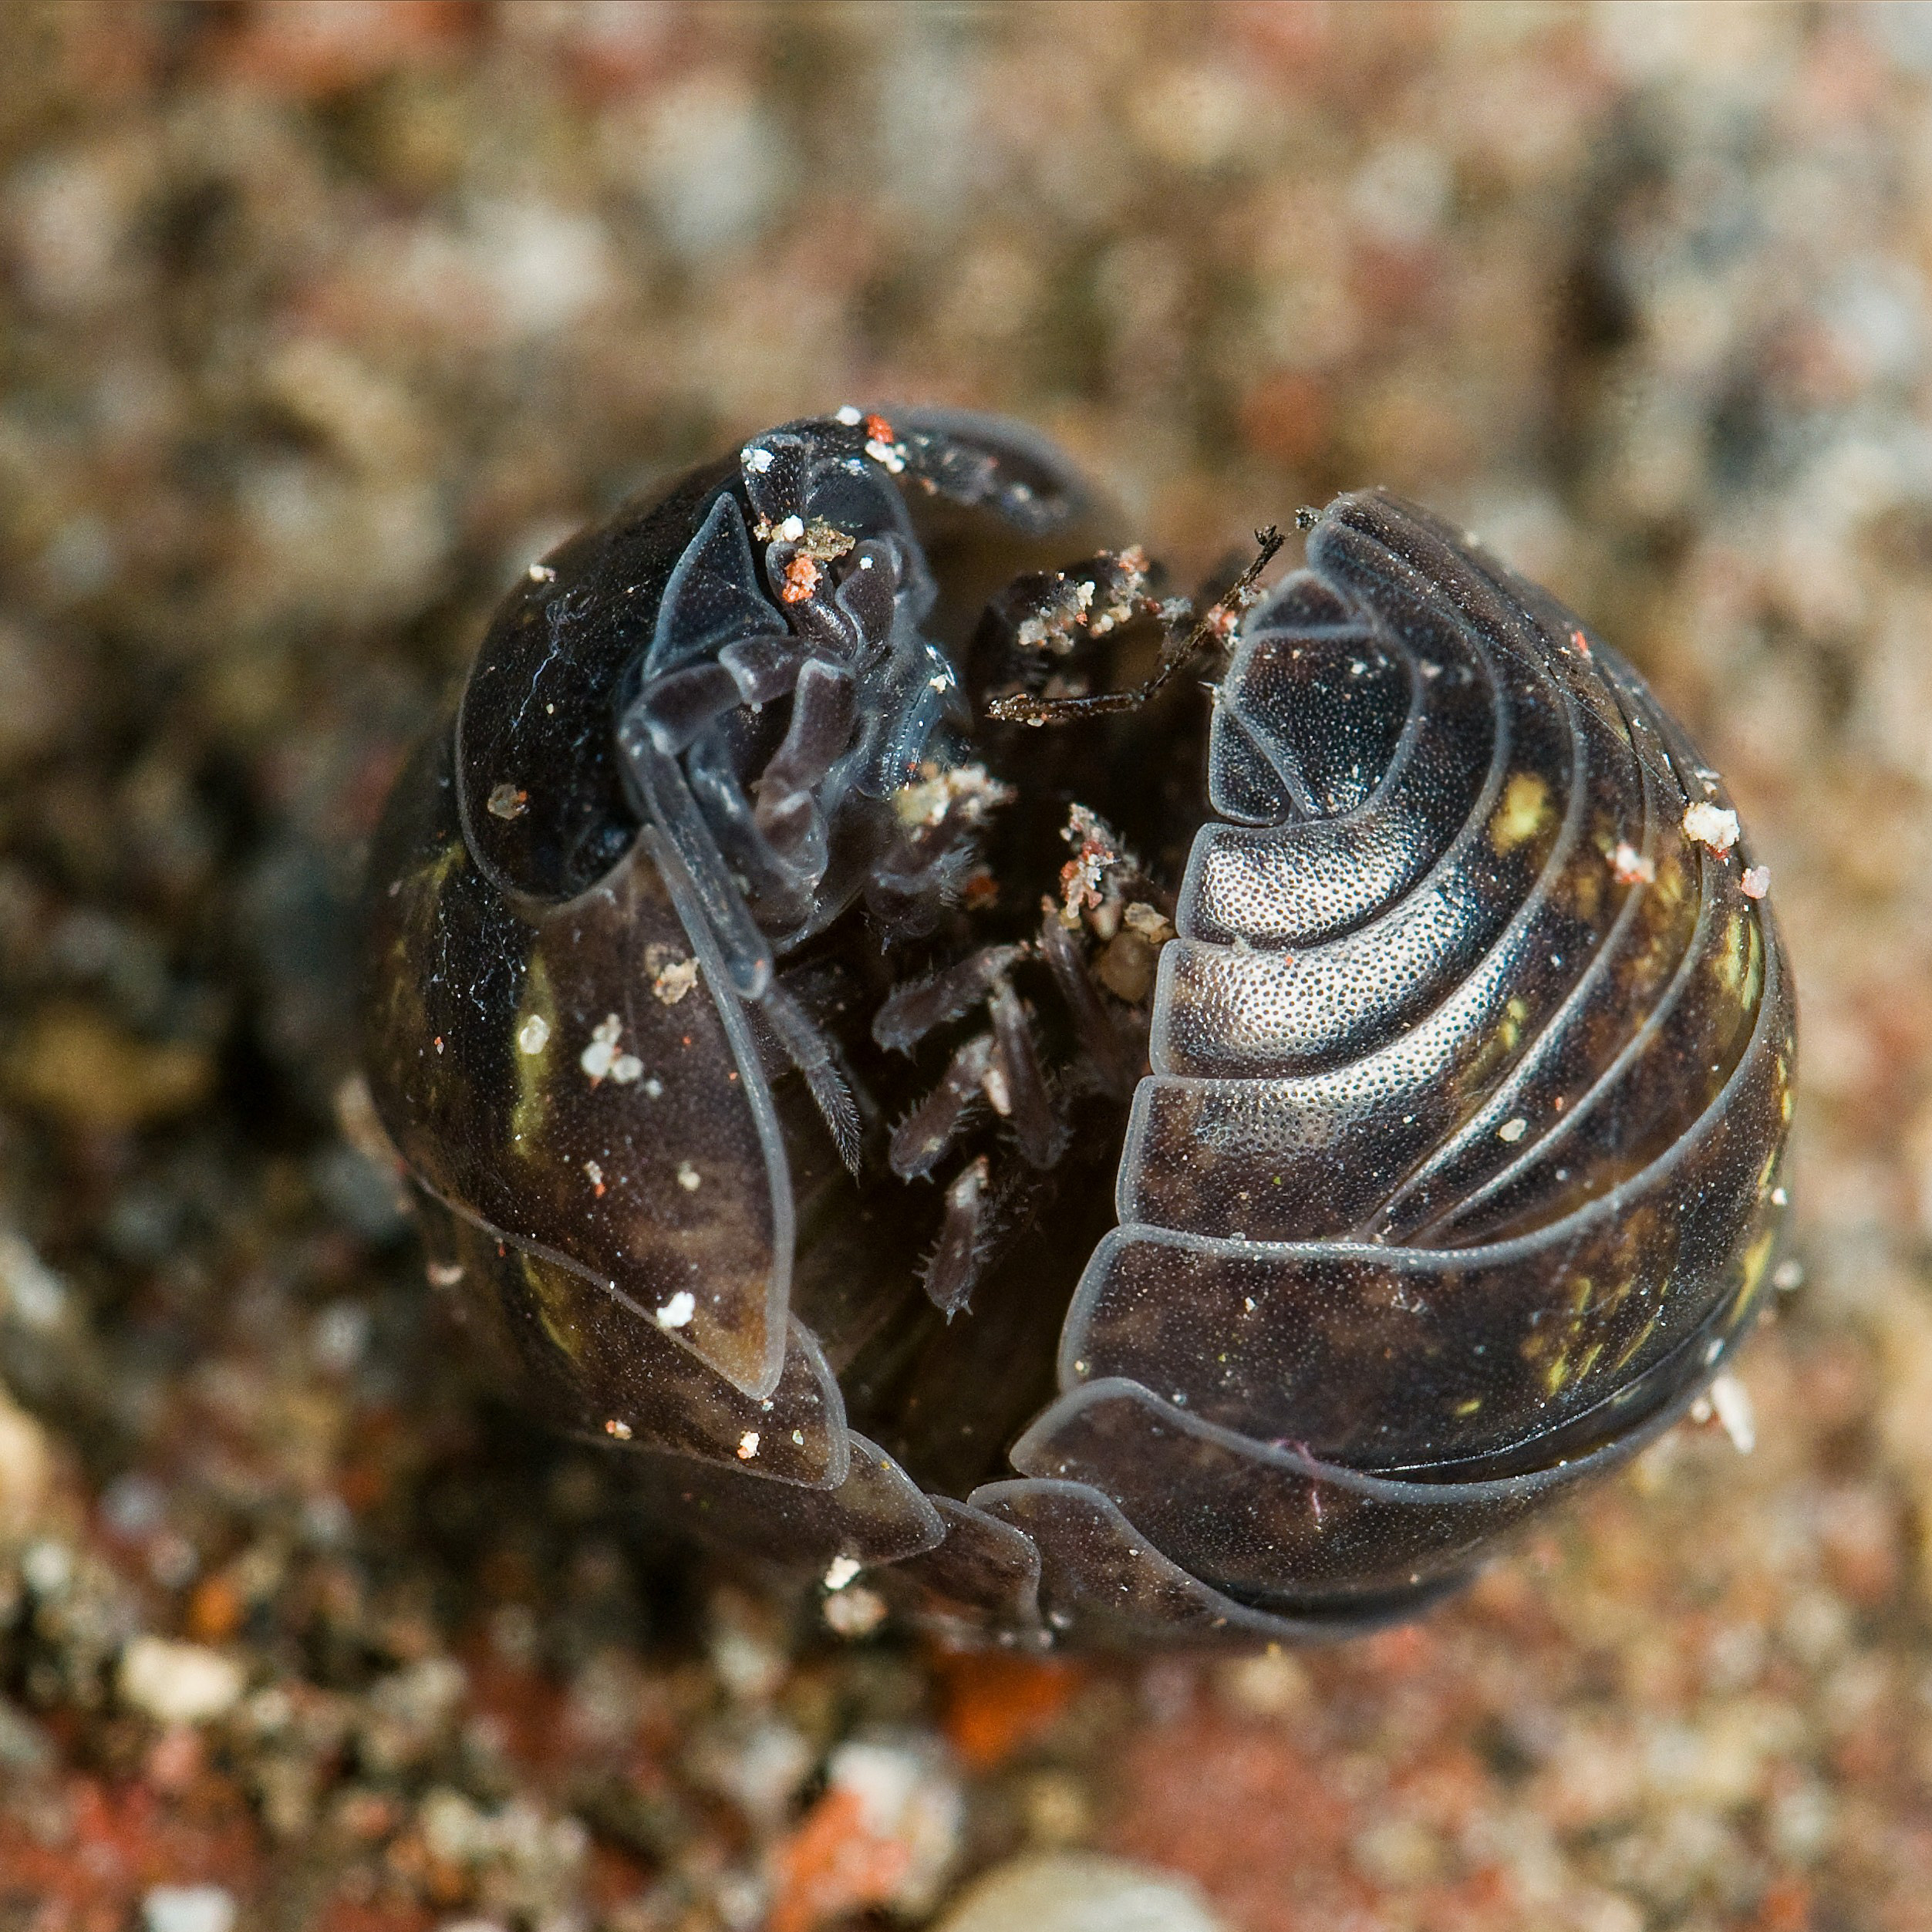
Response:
[1615, 855, 1692, 995]
[1612, 1310, 1661, 1374]
[1488, 772, 1552, 855]
[1456, 992, 1540, 1098]
[1740, 919, 1764, 1013]
[369, 838, 483, 1118]
[1568, 848, 1604, 921]
[379, 838, 468, 980]
[421, 835, 467, 885]
[1736, 1227, 1777, 1306]
[391, 837, 467, 942]
[521, 1251, 586, 1361]
[1454, 1396, 1482, 1417]
[508, 953, 558, 1155]
[1594, 1274, 1637, 1325]
[1716, 910, 1748, 998]
[1580, 814, 1633, 885]
[1531, 1266, 1664, 1399]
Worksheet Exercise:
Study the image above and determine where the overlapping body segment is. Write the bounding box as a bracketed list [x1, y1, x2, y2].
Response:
[1030, 491, 1792, 1620]
[363, 422, 1792, 1651]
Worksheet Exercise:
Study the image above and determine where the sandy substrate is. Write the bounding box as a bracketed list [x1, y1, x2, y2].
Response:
[2, 6, 1930, 1929]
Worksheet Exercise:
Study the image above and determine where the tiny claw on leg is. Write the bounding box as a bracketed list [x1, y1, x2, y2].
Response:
[924, 1155, 990, 1317]
[760, 976, 864, 1175]
[988, 983, 1067, 1169]
[890, 1034, 994, 1181]
[872, 943, 1027, 1054]
[1038, 911, 1139, 1101]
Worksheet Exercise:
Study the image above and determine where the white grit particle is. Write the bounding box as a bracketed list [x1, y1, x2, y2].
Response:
[1741, 865, 1771, 899]
[1496, 1117, 1529, 1142]
[655, 1291, 696, 1330]
[604, 1418, 633, 1440]
[835, 404, 863, 425]
[517, 1014, 549, 1055]
[676, 1162, 702, 1192]
[1683, 800, 1741, 854]
[527, 562, 556, 583]
[652, 956, 699, 1005]
[743, 444, 775, 473]
[142, 1887, 237, 1932]
[777, 514, 804, 541]
[1610, 839, 1655, 885]
[609, 1054, 644, 1084]
[823, 1585, 888, 1637]
[737, 1431, 760, 1461]
[580, 1013, 623, 1081]
[1709, 1371, 1755, 1454]
[119, 1637, 244, 1725]
[824, 1554, 862, 1591]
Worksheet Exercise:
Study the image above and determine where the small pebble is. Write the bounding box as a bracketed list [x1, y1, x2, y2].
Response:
[142, 1888, 236, 1932]
[0, 1389, 53, 1540]
[0, 1698, 53, 1773]
[930, 1852, 1229, 1932]
[823, 1583, 888, 1637]
[21, 1539, 72, 1595]
[0, 1229, 67, 1329]
[119, 1636, 245, 1726]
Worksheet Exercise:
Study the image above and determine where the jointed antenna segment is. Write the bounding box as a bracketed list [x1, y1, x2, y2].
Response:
[986, 524, 1286, 727]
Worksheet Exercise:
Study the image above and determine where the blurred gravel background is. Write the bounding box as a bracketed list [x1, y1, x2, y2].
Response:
[3, 5, 1932, 1929]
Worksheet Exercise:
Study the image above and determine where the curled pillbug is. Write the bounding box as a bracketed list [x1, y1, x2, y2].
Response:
[362, 410, 1795, 1650]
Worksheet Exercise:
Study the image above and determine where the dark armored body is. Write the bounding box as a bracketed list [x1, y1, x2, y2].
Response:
[363, 410, 1794, 1650]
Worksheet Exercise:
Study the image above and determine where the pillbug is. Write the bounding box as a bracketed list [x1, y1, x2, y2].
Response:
[362, 411, 1794, 1650]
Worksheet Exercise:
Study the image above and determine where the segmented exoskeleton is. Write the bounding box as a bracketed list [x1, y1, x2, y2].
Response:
[363, 416, 1793, 1650]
